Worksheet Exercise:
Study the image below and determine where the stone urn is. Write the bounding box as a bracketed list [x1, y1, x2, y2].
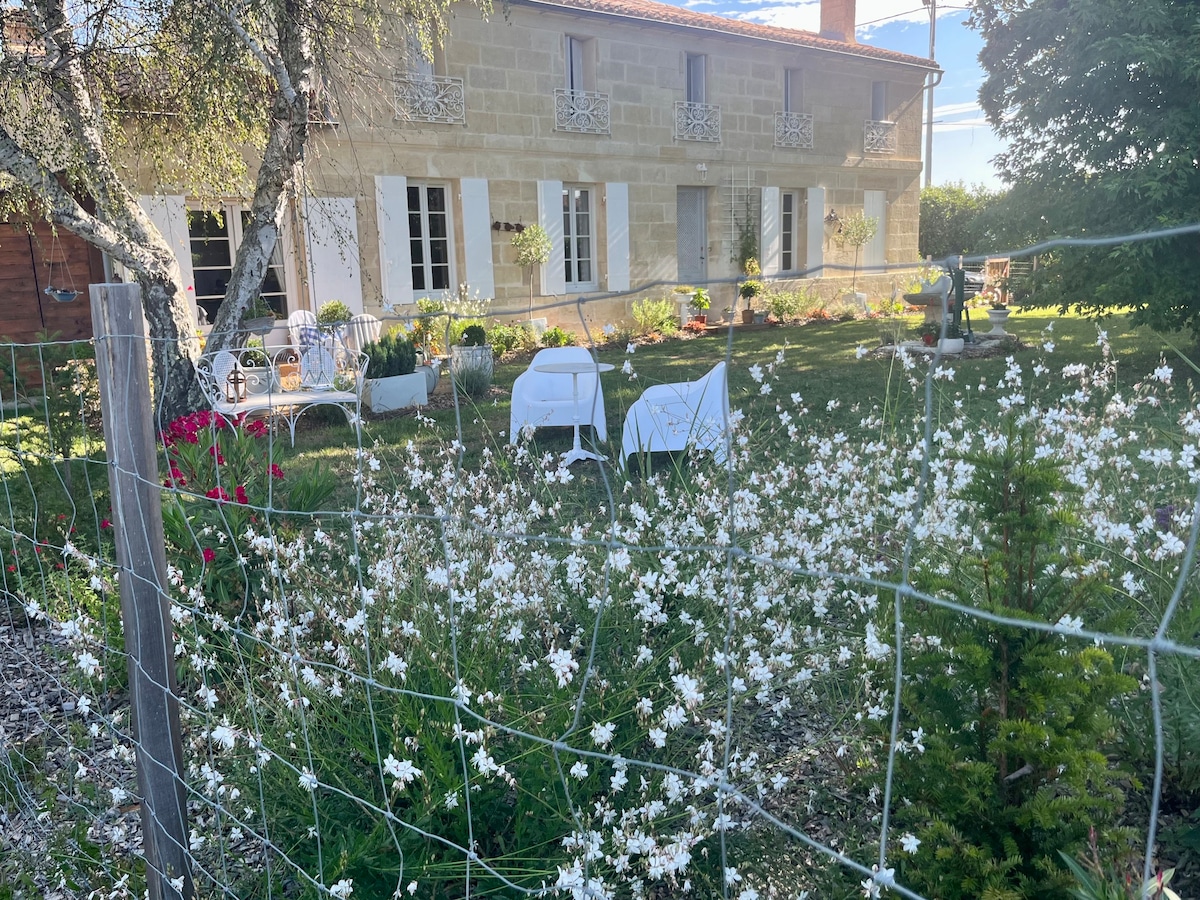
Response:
[986, 308, 1011, 336]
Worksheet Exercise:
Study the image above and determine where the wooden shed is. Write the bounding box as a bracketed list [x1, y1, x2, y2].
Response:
[1, 218, 105, 344]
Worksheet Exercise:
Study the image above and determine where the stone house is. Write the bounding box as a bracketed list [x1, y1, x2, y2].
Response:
[7, 0, 935, 339]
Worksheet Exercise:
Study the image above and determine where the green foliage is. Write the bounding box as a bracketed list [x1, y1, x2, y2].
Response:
[316, 300, 352, 327]
[159, 411, 336, 617]
[540, 325, 577, 348]
[739, 280, 764, 302]
[460, 323, 487, 346]
[919, 182, 1002, 261]
[242, 297, 277, 321]
[361, 330, 417, 379]
[412, 298, 449, 355]
[764, 285, 821, 322]
[510, 224, 552, 268]
[836, 212, 879, 289]
[487, 322, 538, 356]
[886, 420, 1137, 899]
[631, 297, 679, 336]
[690, 288, 711, 311]
[969, 0, 1200, 333]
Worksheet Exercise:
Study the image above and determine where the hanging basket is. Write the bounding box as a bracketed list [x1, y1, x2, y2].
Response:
[44, 286, 79, 303]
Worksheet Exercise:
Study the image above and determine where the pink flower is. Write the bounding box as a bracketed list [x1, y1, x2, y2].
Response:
[202, 547, 216, 563]
[235, 485, 248, 505]
[270, 463, 285, 480]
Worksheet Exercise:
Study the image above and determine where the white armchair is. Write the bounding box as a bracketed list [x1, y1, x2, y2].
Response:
[620, 362, 729, 465]
[287, 309, 319, 350]
[509, 347, 608, 445]
[345, 313, 382, 352]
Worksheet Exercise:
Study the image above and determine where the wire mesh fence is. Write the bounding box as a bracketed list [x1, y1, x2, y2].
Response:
[2, 262, 1199, 900]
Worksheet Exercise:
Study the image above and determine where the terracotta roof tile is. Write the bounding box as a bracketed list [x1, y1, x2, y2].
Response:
[517, 0, 937, 69]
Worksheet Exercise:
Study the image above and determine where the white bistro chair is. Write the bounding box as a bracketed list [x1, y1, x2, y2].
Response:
[287, 309, 319, 350]
[345, 313, 382, 352]
[620, 362, 730, 466]
[509, 347, 608, 445]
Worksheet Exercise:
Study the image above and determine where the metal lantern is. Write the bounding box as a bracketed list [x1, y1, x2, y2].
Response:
[225, 366, 247, 403]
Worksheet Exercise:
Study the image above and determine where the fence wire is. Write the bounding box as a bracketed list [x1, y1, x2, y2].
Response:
[2, 235, 1199, 900]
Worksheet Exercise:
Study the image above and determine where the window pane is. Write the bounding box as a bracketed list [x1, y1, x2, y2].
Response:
[427, 187, 446, 213]
[432, 266, 449, 290]
[430, 239, 449, 265]
[428, 214, 448, 240]
[577, 258, 591, 283]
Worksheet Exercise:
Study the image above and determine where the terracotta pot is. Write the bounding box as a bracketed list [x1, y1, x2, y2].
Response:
[691, 314, 707, 325]
[741, 309, 755, 324]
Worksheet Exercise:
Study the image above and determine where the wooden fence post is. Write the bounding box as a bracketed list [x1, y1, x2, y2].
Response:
[90, 283, 192, 900]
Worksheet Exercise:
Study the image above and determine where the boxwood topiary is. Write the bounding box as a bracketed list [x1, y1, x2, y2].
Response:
[362, 330, 416, 379]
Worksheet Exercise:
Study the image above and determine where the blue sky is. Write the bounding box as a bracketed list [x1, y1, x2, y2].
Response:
[664, 0, 1006, 189]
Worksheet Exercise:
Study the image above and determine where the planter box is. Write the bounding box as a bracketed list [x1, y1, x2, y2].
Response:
[366, 372, 428, 412]
[242, 366, 273, 395]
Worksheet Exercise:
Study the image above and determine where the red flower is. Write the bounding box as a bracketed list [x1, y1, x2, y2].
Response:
[101, 519, 111, 529]
[202, 547, 216, 563]
[235, 485, 249, 505]
[6, 565, 14, 573]
[206, 486, 230, 502]
[246, 420, 268, 438]
[270, 463, 285, 480]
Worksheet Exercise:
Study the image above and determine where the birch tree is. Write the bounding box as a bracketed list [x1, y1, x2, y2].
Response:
[0, 0, 472, 419]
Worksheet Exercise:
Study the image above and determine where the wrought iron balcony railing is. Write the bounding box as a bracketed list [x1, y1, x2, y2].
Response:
[864, 119, 898, 154]
[774, 111, 814, 149]
[674, 100, 721, 143]
[393, 75, 466, 125]
[554, 89, 611, 135]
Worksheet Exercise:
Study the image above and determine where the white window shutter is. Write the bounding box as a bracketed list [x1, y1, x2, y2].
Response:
[806, 186, 825, 276]
[605, 182, 630, 292]
[374, 176, 412, 310]
[863, 190, 887, 269]
[139, 195, 195, 307]
[760, 187, 781, 276]
[304, 196, 364, 316]
[537, 179, 565, 297]
[460, 178, 495, 299]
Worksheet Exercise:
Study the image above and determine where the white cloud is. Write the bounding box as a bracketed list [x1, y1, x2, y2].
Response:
[933, 101, 981, 118]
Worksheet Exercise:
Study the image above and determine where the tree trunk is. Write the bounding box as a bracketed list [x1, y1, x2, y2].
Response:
[206, 0, 314, 354]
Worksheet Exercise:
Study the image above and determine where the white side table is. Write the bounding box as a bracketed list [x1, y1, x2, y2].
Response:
[533, 360, 615, 465]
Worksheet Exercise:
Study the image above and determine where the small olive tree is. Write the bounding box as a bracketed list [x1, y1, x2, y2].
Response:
[511, 224, 552, 322]
[836, 212, 879, 291]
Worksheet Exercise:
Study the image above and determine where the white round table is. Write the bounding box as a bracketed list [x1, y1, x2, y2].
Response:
[533, 360, 615, 465]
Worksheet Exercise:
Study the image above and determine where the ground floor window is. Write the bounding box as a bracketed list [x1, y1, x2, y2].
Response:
[562, 185, 594, 289]
[407, 183, 453, 295]
[781, 190, 799, 272]
[188, 206, 289, 324]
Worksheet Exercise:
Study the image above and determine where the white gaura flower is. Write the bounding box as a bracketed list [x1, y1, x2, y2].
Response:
[546, 647, 578, 687]
[590, 721, 616, 748]
[298, 769, 318, 792]
[383, 755, 423, 788]
[329, 878, 353, 898]
[900, 833, 921, 854]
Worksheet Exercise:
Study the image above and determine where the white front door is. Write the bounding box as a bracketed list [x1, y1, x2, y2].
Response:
[676, 187, 708, 285]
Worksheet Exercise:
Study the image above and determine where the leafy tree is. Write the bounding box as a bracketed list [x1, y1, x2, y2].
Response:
[511, 223, 552, 321]
[919, 182, 1001, 262]
[0, 0, 471, 418]
[969, 0, 1200, 334]
[835, 211, 877, 291]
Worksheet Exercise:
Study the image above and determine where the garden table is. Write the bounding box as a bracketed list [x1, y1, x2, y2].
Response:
[533, 360, 615, 465]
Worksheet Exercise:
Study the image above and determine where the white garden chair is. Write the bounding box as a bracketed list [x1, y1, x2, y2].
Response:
[286, 309, 319, 350]
[509, 347, 608, 445]
[345, 313, 382, 352]
[620, 362, 729, 466]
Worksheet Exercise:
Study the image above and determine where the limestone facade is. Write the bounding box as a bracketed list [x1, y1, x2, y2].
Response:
[145, 0, 936, 331]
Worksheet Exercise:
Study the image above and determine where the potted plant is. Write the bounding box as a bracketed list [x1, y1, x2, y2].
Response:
[512, 225, 552, 326]
[834, 211, 878, 301]
[690, 288, 710, 325]
[237, 340, 274, 394]
[317, 300, 353, 337]
[362, 330, 425, 412]
[938, 321, 965, 353]
[241, 297, 278, 336]
[918, 321, 939, 346]
[450, 323, 494, 397]
[982, 289, 1012, 336]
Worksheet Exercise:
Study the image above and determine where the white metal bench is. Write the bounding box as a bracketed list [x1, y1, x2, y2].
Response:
[196, 343, 368, 444]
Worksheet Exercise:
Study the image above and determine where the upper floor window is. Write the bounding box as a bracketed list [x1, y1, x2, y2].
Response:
[189, 206, 290, 325]
[686, 53, 706, 104]
[566, 35, 595, 92]
[871, 80, 889, 120]
[407, 183, 453, 296]
[784, 69, 803, 113]
[404, 21, 443, 79]
[562, 186, 595, 290]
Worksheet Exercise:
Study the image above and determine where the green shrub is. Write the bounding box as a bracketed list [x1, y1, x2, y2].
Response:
[881, 418, 1137, 899]
[316, 300, 352, 327]
[631, 297, 678, 336]
[540, 325, 576, 348]
[765, 285, 823, 321]
[361, 330, 416, 379]
[460, 323, 487, 346]
[487, 322, 537, 356]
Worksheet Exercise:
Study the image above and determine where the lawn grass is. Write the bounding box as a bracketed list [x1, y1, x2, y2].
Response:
[290, 309, 1181, 498]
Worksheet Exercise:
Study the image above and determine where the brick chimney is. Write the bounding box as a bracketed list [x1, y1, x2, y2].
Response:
[819, 0, 856, 44]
